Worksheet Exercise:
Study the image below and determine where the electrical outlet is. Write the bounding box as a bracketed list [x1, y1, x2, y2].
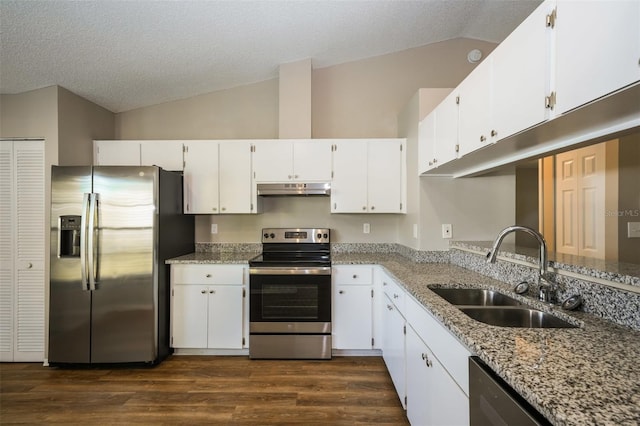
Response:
[211, 224, 218, 234]
[442, 224, 452, 239]
[628, 222, 640, 238]
[363, 223, 370, 234]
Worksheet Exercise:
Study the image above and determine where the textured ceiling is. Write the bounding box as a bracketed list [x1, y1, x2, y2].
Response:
[0, 0, 541, 113]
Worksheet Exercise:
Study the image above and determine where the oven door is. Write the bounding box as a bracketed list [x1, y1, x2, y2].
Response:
[249, 267, 331, 333]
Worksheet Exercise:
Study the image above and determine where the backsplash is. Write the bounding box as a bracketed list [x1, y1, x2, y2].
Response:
[449, 246, 640, 331]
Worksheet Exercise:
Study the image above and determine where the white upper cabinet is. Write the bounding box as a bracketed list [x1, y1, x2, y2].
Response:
[183, 141, 219, 214]
[490, 0, 552, 140]
[252, 139, 332, 182]
[554, 0, 640, 114]
[94, 140, 141, 166]
[183, 140, 255, 214]
[331, 139, 406, 213]
[419, 90, 460, 173]
[94, 140, 184, 170]
[139, 141, 184, 171]
[457, 61, 492, 157]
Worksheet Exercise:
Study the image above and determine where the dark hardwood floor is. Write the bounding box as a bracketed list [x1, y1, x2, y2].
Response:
[0, 356, 409, 425]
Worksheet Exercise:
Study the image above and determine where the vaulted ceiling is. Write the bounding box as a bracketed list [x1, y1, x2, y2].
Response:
[0, 0, 541, 113]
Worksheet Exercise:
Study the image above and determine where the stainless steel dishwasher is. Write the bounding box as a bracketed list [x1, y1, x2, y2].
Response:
[469, 357, 551, 426]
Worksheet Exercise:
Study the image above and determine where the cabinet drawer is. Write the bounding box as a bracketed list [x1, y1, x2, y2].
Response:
[171, 264, 245, 285]
[406, 295, 471, 396]
[332, 265, 373, 285]
[381, 276, 405, 313]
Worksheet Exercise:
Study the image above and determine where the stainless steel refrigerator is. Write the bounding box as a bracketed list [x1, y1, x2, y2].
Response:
[49, 166, 194, 365]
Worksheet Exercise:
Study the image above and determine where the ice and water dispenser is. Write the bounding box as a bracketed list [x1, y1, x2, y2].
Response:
[58, 215, 81, 257]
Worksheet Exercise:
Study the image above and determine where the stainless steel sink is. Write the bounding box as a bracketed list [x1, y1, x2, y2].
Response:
[459, 307, 578, 328]
[429, 287, 523, 306]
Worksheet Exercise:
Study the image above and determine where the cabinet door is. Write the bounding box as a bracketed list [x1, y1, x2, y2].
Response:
[331, 140, 368, 213]
[418, 111, 437, 173]
[457, 63, 492, 157]
[491, 0, 551, 141]
[183, 141, 219, 214]
[333, 285, 372, 350]
[293, 140, 332, 181]
[172, 285, 208, 348]
[94, 141, 141, 166]
[434, 91, 459, 167]
[140, 141, 184, 171]
[207, 285, 243, 349]
[406, 326, 469, 426]
[555, 0, 640, 114]
[219, 141, 253, 213]
[382, 294, 406, 409]
[252, 140, 293, 182]
[368, 139, 404, 213]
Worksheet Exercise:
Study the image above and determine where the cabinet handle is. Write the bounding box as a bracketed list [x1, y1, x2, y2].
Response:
[212, 207, 217, 212]
[383, 282, 387, 286]
[288, 175, 292, 179]
[491, 129, 498, 137]
[339, 290, 345, 294]
[362, 206, 367, 211]
[352, 274, 358, 279]
[371, 206, 375, 211]
[422, 353, 432, 367]
[206, 274, 212, 278]
[393, 294, 399, 299]
[26, 262, 33, 269]
[201, 289, 206, 294]
[480, 135, 486, 142]
[387, 304, 393, 311]
[294, 175, 299, 179]
[221, 207, 226, 211]
[209, 290, 215, 294]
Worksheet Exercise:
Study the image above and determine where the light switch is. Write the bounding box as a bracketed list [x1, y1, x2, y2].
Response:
[628, 222, 640, 238]
[211, 224, 218, 234]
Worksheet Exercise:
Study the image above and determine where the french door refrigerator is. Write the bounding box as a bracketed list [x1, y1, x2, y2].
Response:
[49, 166, 194, 365]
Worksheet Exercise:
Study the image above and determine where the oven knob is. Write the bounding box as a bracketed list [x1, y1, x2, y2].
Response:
[263, 233, 269, 239]
[270, 233, 275, 239]
[323, 233, 328, 239]
[317, 233, 322, 239]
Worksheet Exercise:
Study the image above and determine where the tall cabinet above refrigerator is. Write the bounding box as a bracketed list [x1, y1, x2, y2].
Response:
[49, 166, 194, 365]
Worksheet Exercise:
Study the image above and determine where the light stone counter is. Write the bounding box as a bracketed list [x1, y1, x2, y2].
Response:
[167, 249, 640, 425]
[333, 252, 640, 426]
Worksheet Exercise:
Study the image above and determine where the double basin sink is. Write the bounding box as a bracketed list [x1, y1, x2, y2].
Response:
[428, 287, 577, 328]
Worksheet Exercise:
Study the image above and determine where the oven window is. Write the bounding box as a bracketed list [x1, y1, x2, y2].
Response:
[261, 284, 318, 319]
[250, 274, 331, 322]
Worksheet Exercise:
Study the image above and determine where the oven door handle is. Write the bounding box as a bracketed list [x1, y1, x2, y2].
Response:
[249, 267, 332, 275]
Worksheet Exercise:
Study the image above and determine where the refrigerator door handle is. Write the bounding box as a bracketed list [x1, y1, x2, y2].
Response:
[80, 193, 91, 290]
[88, 192, 99, 291]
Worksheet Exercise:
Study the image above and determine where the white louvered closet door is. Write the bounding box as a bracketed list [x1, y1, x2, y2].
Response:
[0, 140, 45, 362]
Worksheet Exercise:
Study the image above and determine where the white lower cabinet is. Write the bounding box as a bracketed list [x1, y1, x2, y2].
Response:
[170, 264, 245, 349]
[332, 266, 375, 350]
[382, 292, 407, 409]
[406, 325, 469, 426]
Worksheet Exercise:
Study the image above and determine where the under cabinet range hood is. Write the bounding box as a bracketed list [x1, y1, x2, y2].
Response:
[256, 182, 331, 196]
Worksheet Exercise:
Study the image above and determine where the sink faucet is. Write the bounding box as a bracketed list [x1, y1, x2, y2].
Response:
[486, 225, 557, 303]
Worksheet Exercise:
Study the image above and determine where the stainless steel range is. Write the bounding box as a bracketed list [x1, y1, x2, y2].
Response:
[249, 228, 331, 359]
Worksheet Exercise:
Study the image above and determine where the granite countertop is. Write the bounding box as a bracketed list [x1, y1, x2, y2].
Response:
[167, 251, 640, 425]
[333, 252, 640, 426]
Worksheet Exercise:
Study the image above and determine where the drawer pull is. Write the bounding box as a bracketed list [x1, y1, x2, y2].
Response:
[339, 290, 345, 294]
[352, 274, 358, 279]
[201, 289, 206, 294]
[393, 294, 399, 299]
[206, 274, 212, 278]
[209, 290, 215, 294]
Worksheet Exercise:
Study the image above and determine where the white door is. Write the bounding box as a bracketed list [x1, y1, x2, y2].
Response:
[419, 111, 437, 173]
[171, 285, 208, 348]
[207, 285, 243, 349]
[0, 140, 45, 362]
[139, 140, 184, 171]
[331, 140, 368, 213]
[94, 140, 141, 165]
[457, 63, 492, 156]
[433, 90, 459, 167]
[333, 285, 372, 350]
[252, 140, 293, 182]
[368, 139, 404, 213]
[219, 141, 253, 213]
[555, 1, 640, 114]
[183, 141, 219, 214]
[382, 294, 406, 409]
[293, 140, 332, 181]
[556, 143, 609, 258]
